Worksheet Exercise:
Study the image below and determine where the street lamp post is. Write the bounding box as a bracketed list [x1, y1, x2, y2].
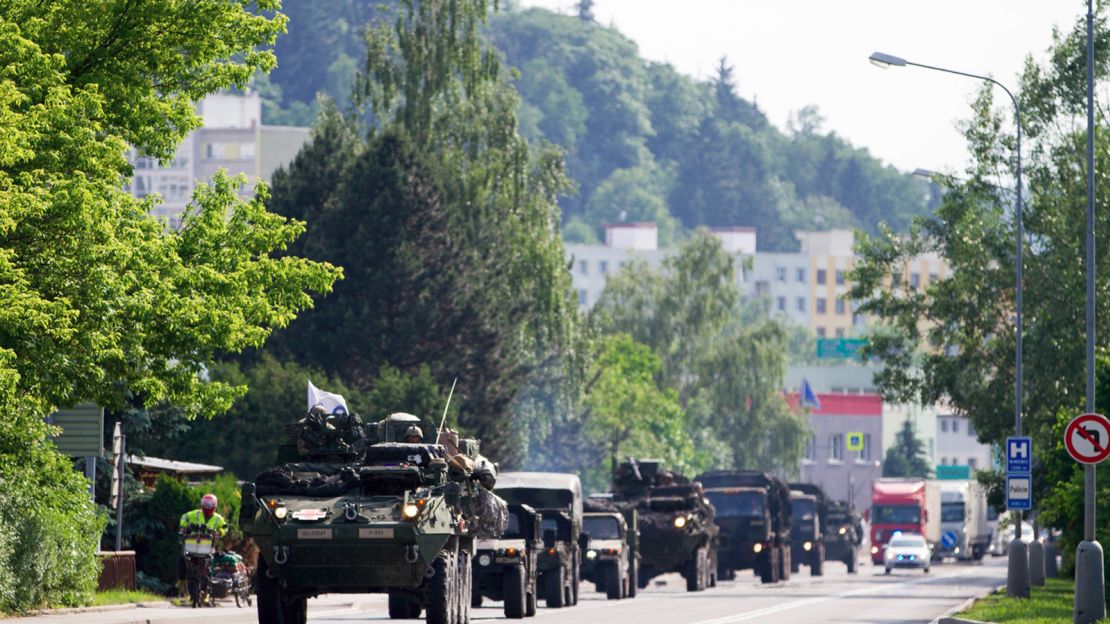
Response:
[869, 51, 1029, 598]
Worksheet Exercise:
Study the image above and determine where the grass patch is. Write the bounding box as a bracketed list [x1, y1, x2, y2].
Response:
[90, 588, 167, 606]
[958, 577, 1075, 623]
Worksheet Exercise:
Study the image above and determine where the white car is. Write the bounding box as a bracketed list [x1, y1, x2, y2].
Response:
[990, 522, 1033, 556]
[884, 534, 931, 574]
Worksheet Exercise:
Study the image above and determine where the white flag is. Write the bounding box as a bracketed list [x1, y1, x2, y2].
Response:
[308, 380, 348, 414]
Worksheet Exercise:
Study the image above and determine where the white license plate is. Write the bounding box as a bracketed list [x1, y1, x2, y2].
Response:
[297, 528, 333, 539]
[359, 528, 395, 539]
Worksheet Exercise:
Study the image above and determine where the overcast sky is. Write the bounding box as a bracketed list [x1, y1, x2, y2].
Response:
[517, 0, 1085, 174]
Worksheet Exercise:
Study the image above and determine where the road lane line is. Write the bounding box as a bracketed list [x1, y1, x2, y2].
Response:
[686, 569, 980, 624]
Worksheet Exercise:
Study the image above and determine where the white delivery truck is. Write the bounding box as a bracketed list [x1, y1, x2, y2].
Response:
[937, 480, 990, 560]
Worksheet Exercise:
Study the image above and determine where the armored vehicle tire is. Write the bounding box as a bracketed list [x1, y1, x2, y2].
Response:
[525, 587, 537, 617]
[810, 544, 824, 577]
[685, 547, 707, 592]
[791, 558, 800, 574]
[778, 546, 790, 581]
[457, 552, 472, 624]
[570, 559, 580, 605]
[544, 567, 565, 608]
[758, 548, 777, 584]
[471, 591, 482, 609]
[256, 561, 306, 624]
[845, 554, 857, 574]
[604, 562, 623, 600]
[503, 564, 526, 618]
[627, 559, 638, 598]
[425, 551, 457, 624]
[389, 592, 421, 619]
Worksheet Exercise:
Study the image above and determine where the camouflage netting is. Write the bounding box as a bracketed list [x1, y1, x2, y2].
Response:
[465, 487, 509, 539]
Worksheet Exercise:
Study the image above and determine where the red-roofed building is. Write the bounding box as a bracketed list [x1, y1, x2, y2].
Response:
[788, 391, 883, 512]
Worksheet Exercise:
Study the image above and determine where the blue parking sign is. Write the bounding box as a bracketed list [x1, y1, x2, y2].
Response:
[1006, 436, 1032, 474]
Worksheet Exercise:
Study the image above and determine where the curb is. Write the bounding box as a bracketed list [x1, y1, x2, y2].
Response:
[929, 583, 1004, 624]
[21, 600, 173, 617]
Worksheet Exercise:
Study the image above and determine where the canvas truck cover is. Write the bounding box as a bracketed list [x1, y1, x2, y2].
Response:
[495, 472, 583, 524]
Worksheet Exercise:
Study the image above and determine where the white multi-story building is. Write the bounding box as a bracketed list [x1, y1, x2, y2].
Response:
[125, 92, 311, 227]
[936, 410, 994, 471]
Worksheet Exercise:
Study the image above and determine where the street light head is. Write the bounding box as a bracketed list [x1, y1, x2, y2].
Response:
[869, 51, 907, 69]
[912, 168, 939, 179]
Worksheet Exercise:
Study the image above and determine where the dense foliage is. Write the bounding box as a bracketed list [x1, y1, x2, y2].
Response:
[261, 1, 931, 250]
[0, 0, 338, 610]
[847, 7, 1110, 578]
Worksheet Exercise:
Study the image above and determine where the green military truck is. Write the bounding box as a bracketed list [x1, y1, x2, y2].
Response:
[788, 483, 827, 576]
[697, 470, 792, 584]
[580, 497, 640, 600]
[241, 412, 506, 624]
[823, 500, 862, 573]
[494, 472, 584, 609]
[471, 503, 542, 618]
[613, 459, 718, 592]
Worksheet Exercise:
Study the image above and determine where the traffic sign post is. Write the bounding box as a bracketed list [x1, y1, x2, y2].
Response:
[1065, 414, 1110, 465]
[1066, 412, 1109, 623]
[1006, 436, 1032, 598]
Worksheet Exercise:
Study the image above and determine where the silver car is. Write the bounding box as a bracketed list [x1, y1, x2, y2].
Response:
[883, 534, 931, 574]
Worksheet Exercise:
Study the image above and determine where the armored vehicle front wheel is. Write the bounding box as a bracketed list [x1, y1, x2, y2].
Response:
[457, 552, 471, 624]
[778, 546, 791, 582]
[525, 586, 537, 617]
[388, 591, 421, 619]
[758, 547, 777, 584]
[544, 566, 565, 608]
[845, 553, 857, 574]
[569, 557, 579, 605]
[604, 562, 623, 600]
[810, 543, 824, 577]
[503, 564, 526, 618]
[256, 561, 306, 624]
[685, 546, 707, 592]
[425, 551, 458, 624]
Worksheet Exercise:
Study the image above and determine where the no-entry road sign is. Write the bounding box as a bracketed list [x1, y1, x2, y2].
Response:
[1064, 413, 1110, 465]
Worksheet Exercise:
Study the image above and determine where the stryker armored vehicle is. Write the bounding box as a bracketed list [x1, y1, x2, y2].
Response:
[471, 503, 542, 618]
[580, 497, 639, 600]
[241, 411, 506, 624]
[788, 483, 827, 576]
[613, 459, 718, 592]
[494, 472, 584, 608]
[697, 470, 791, 584]
[823, 500, 862, 573]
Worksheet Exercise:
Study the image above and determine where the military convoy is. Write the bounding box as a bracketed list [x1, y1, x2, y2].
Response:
[698, 470, 792, 584]
[241, 411, 506, 624]
[788, 482, 827, 576]
[823, 500, 863, 573]
[471, 503, 542, 618]
[493, 472, 584, 609]
[612, 459, 718, 592]
[580, 498, 639, 599]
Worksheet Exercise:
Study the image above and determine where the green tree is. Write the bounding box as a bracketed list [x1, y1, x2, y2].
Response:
[882, 421, 932, 478]
[0, 1, 339, 610]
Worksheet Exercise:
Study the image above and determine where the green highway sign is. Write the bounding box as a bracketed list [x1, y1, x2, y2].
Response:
[935, 464, 971, 480]
[816, 338, 868, 359]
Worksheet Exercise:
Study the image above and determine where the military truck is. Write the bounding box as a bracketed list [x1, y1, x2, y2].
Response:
[612, 459, 718, 592]
[697, 470, 791, 584]
[471, 503, 542, 618]
[494, 473, 584, 609]
[788, 483, 827, 576]
[580, 497, 639, 600]
[241, 412, 506, 624]
[823, 500, 862, 573]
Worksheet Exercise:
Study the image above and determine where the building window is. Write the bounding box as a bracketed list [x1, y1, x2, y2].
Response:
[829, 434, 843, 461]
[941, 419, 948, 433]
[859, 434, 871, 460]
[777, 296, 786, 312]
[796, 268, 806, 282]
[968, 457, 977, 470]
[599, 260, 609, 274]
[796, 297, 805, 312]
[835, 328, 845, 338]
[805, 435, 816, 461]
[776, 266, 787, 282]
[835, 299, 846, 315]
[929, 273, 939, 284]
[817, 269, 827, 284]
[951, 419, 959, 433]
[892, 271, 903, 286]
[968, 422, 976, 437]
[578, 260, 588, 275]
[577, 289, 587, 305]
[816, 298, 827, 314]
[910, 272, 921, 289]
[817, 327, 827, 338]
[836, 270, 846, 285]
[941, 457, 948, 466]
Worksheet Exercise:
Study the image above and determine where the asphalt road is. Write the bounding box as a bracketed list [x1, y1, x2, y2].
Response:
[9, 557, 1008, 624]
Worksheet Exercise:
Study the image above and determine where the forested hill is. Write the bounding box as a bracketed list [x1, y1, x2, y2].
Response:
[260, 1, 933, 251]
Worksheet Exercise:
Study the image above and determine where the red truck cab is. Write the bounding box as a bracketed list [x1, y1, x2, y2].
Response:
[869, 480, 928, 564]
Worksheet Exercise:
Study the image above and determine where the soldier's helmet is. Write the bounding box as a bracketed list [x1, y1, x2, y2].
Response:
[405, 425, 424, 442]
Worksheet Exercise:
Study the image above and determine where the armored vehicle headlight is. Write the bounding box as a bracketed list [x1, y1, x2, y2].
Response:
[586, 549, 598, 560]
[478, 553, 492, 567]
[402, 503, 421, 519]
[803, 541, 812, 551]
[274, 506, 288, 520]
[839, 527, 847, 535]
[673, 516, 688, 529]
[753, 543, 763, 553]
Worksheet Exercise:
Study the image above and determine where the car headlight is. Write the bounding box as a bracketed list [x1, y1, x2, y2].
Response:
[803, 541, 812, 551]
[402, 503, 420, 519]
[478, 553, 492, 567]
[753, 543, 763, 553]
[586, 549, 598, 560]
[839, 527, 847, 535]
[274, 506, 288, 520]
[673, 516, 688, 529]
[871, 546, 879, 554]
